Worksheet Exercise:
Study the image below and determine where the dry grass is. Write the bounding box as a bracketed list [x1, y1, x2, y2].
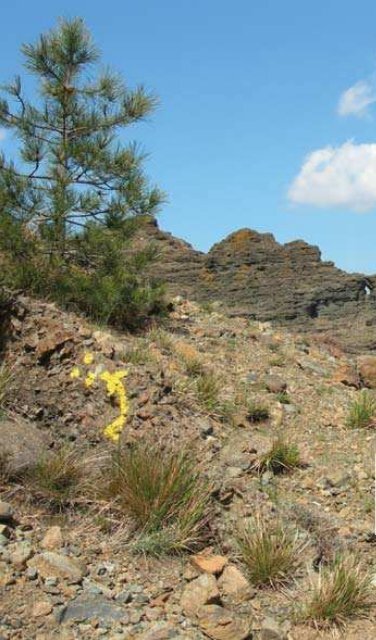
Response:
[255, 437, 301, 475]
[175, 341, 205, 377]
[25, 448, 85, 508]
[0, 363, 12, 416]
[104, 441, 212, 554]
[346, 391, 376, 429]
[301, 556, 373, 627]
[196, 370, 221, 411]
[237, 516, 305, 588]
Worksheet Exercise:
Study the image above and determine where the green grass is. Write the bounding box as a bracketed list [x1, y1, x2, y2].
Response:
[104, 442, 211, 554]
[196, 371, 221, 412]
[25, 448, 84, 508]
[256, 437, 301, 474]
[147, 328, 175, 353]
[276, 391, 291, 404]
[346, 391, 376, 428]
[247, 401, 270, 423]
[237, 517, 305, 588]
[301, 556, 373, 627]
[122, 341, 154, 365]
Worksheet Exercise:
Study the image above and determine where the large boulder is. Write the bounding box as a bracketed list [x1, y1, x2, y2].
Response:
[0, 417, 51, 476]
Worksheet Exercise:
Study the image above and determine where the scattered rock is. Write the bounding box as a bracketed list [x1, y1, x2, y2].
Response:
[332, 363, 360, 388]
[59, 594, 127, 624]
[357, 355, 376, 388]
[217, 565, 252, 603]
[197, 604, 251, 640]
[180, 573, 221, 617]
[0, 501, 14, 522]
[32, 600, 53, 618]
[28, 552, 86, 584]
[191, 554, 228, 575]
[41, 526, 63, 550]
[10, 541, 33, 568]
[256, 616, 289, 640]
[264, 376, 287, 394]
[0, 418, 51, 476]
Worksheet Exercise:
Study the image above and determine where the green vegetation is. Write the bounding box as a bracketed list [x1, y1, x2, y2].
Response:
[276, 390, 291, 404]
[256, 437, 301, 474]
[237, 517, 304, 587]
[247, 400, 270, 423]
[302, 557, 373, 627]
[346, 391, 376, 429]
[104, 442, 211, 554]
[25, 448, 84, 507]
[0, 18, 166, 330]
[196, 370, 221, 412]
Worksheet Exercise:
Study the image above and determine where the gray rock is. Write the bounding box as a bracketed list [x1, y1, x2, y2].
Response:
[59, 594, 128, 624]
[0, 418, 51, 476]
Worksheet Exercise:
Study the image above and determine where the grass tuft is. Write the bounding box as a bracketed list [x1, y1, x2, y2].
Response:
[25, 448, 84, 508]
[196, 371, 221, 411]
[247, 401, 270, 423]
[104, 442, 211, 553]
[237, 516, 305, 588]
[346, 391, 376, 429]
[256, 437, 301, 475]
[301, 556, 373, 627]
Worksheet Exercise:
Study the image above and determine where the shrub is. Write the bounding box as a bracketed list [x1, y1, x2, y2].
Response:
[237, 517, 305, 588]
[25, 448, 84, 508]
[346, 391, 376, 429]
[256, 437, 301, 475]
[196, 371, 221, 412]
[247, 401, 270, 423]
[302, 556, 373, 627]
[104, 442, 211, 554]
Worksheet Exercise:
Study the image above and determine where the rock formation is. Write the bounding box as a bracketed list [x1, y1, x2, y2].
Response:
[140, 218, 376, 351]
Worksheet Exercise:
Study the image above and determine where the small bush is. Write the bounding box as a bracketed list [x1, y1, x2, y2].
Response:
[247, 401, 270, 423]
[256, 437, 301, 475]
[25, 449, 84, 508]
[196, 371, 221, 411]
[238, 517, 305, 588]
[346, 391, 376, 429]
[104, 442, 211, 554]
[302, 556, 373, 627]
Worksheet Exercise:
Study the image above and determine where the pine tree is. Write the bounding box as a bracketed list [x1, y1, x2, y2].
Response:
[0, 18, 166, 328]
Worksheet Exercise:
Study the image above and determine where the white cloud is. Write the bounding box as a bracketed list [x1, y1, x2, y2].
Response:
[337, 80, 376, 117]
[288, 141, 376, 212]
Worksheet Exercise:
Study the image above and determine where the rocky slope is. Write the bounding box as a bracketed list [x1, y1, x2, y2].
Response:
[1, 294, 376, 639]
[141, 219, 376, 352]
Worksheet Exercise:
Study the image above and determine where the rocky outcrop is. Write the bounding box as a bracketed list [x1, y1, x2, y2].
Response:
[141, 220, 376, 351]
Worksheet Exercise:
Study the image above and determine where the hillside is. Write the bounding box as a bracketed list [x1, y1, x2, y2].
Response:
[140, 219, 376, 352]
[1, 292, 376, 639]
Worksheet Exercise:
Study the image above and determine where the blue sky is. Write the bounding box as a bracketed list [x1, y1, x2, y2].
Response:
[2, 1, 376, 273]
